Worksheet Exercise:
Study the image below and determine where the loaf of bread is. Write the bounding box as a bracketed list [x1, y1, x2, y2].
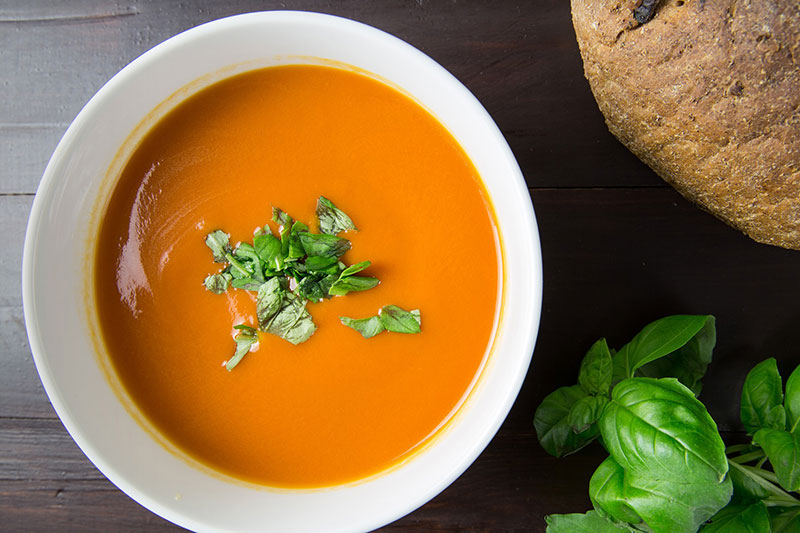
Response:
[571, 0, 800, 249]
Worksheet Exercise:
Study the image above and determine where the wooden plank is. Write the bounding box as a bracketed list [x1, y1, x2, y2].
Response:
[0, 196, 57, 418]
[0, 0, 662, 193]
[0, 124, 66, 194]
[0, 195, 29, 309]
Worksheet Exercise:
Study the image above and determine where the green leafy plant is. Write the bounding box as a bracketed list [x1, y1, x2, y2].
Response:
[535, 315, 800, 532]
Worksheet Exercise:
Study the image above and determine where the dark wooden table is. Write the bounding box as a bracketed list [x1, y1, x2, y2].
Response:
[3, 1, 799, 531]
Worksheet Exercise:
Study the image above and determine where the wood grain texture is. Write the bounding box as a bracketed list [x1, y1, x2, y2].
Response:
[3, 0, 800, 532]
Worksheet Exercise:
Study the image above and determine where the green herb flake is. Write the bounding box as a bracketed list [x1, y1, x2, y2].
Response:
[226, 325, 258, 371]
[316, 196, 357, 235]
[340, 316, 385, 339]
[298, 232, 351, 259]
[328, 275, 380, 296]
[204, 230, 231, 263]
[204, 272, 231, 294]
[379, 305, 421, 334]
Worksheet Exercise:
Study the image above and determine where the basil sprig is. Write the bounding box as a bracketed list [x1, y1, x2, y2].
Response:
[534, 315, 800, 533]
[537, 315, 800, 533]
[203, 197, 420, 371]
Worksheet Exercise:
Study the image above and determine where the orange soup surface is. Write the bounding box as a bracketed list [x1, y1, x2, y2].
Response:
[95, 65, 499, 488]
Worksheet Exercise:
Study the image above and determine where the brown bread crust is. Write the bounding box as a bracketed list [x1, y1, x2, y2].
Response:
[571, 0, 800, 249]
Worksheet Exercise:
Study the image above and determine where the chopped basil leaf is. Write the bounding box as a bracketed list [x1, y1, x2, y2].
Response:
[256, 277, 286, 330]
[340, 260, 371, 277]
[264, 292, 317, 345]
[380, 305, 421, 334]
[234, 243, 264, 282]
[253, 224, 272, 237]
[227, 326, 258, 371]
[231, 277, 263, 291]
[328, 275, 380, 296]
[286, 221, 307, 262]
[297, 275, 325, 301]
[225, 252, 251, 278]
[253, 233, 283, 271]
[205, 230, 231, 263]
[298, 233, 351, 258]
[316, 196, 357, 235]
[305, 255, 339, 272]
[204, 272, 231, 294]
[340, 315, 385, 338]
[272, 207, 291, 227]
[318, 274, 338, 298]
[278, 215, 293, 259]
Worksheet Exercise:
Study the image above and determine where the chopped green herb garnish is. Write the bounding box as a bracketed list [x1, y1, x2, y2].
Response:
[316, 195, 357, 235]
[204, 197, 420, 371]
[380, 305, 421, 334]
[340, 305, 422, 338]
[204, 272, 231, 294]
[298, 233, 351, 258]
[328, 275, 380, 296]
[227, 325, 258, 371]
[340, 315, 385, 339]
[205, 230, 231, 263]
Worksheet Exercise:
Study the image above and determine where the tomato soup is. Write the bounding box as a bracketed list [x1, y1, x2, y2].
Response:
[94, 65, 499, 488]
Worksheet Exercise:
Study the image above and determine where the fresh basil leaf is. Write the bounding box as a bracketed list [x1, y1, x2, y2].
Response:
[598, 378, 732, 533]
[318, 274, 338, 299]
[328, 275, 380, 296]
[340, 315, 385, 339]
[771, 506, 800, 532]
[233, 243, 264, 282]
[340, 260, 371, 277]
[379, 305, 421, 334]
[204, 272, 231, 294]
[727, 461, 772, 505]
[204, 230, 231, 263]
[224, 252, 252, 279]
[227, 326, 258, 371]
[568, 395, 608, 433]
[264, 292, 317, 345]
[304, 255, 338, 272]
[701, 501, 770, 532]
[279, 214, 293, 260]
[286, 221, 308, 261]
[589, 456, 644, 525]
[298, 233, 351, 258]
[637, 315, 716, 396]
[753, 428, 800, 492]
[534, 385, 600, 457]
[256, 277, 286, 330]
[230, 277, 262, 291]
[297, 275, 325, 302]
[253, 224, 272, 237]
[741, 358, 786, 434]
[611, 315, 711, 382]
[579, 338, 613, 395]
[785, 365, 800, 434]
[253, 233, 284, 271]
[272, 207, 291, 227]
[316, 196, 357, 235]
[545, 510, 635, 532]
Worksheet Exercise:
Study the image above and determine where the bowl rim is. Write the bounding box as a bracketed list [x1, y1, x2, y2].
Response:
[22, 10, 542, 532]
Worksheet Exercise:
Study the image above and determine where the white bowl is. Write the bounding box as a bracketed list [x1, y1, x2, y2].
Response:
[22, 11, 541, 532]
